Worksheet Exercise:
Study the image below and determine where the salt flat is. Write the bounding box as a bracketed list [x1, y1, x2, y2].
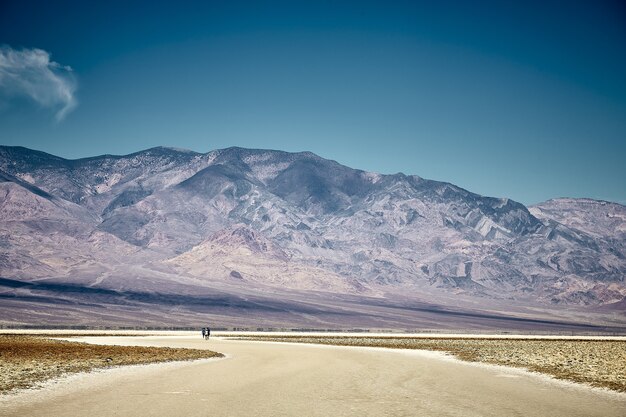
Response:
[2, 335, 625, 417]
[4, 329, 626, 340]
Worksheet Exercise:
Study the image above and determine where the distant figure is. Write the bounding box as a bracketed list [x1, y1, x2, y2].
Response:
[201, 327, 206, 339]
[206, 327, 211, 340]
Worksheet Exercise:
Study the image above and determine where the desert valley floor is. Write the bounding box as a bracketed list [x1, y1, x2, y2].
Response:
[1, 334, 625, 417]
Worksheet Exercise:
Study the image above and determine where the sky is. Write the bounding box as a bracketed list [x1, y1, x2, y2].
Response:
[0, 0, 625, 205]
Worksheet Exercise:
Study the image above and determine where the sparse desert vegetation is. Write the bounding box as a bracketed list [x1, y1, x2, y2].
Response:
[230, 335, 626, 392]
[0, 334, 222, 393]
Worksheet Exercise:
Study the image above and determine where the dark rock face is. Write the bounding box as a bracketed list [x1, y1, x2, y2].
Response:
[230, 270, 243, 279]
[0, 145, 624, 309]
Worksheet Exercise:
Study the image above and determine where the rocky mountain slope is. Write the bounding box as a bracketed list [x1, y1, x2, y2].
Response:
[0, 145, 624, 328]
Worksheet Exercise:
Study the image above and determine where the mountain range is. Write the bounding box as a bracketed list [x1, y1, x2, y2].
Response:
[0, 145, 624, 331]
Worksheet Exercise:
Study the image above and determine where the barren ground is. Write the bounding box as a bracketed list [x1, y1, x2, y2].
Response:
[1, 335, 625, 416]
[2, 335, 625, 417]
[0, 334, 222, 393]
[229, 335, 626, 392]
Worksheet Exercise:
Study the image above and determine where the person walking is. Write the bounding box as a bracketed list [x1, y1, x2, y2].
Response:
[201, 327, 206, 339]
[206, 327, 211, 340]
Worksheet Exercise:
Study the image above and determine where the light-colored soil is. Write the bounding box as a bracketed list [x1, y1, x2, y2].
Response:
[229, 335, 626, 392]
[0, 335, 222, 393]
[2, 336, 625, 417]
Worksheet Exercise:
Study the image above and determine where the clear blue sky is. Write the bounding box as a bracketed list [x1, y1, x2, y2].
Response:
[1, 0, 625, 205]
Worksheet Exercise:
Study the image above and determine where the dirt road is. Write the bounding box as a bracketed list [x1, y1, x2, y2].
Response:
[2, 336, 625, 417]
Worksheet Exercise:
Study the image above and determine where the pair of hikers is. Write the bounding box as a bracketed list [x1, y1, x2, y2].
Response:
[201, 327, 211, 340]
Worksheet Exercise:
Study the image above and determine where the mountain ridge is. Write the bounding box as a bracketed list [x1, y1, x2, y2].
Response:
[0, 145, 624, 328]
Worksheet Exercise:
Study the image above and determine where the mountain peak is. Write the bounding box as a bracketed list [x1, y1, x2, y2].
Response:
[149, 146, 200, 154]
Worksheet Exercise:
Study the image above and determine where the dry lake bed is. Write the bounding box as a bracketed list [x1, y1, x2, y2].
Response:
[1, 331, 625, 416]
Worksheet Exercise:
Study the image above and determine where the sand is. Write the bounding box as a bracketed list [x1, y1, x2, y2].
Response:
[1, 335, 625, 417]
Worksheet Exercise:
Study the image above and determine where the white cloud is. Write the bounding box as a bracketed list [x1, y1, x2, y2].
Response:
[0, 45, 77, 121]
